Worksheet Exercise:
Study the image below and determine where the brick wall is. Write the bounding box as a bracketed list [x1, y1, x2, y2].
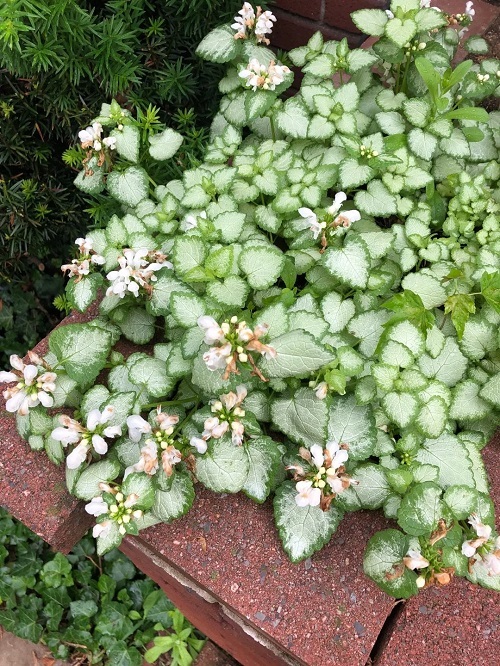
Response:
[270, 0, 389, 50]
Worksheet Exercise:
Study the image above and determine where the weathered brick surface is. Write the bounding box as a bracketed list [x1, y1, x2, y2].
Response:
[323, 0, 389, 33]
[272, 0, 323, 21]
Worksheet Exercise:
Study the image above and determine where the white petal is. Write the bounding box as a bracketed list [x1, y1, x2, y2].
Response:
[23, 365, 38, 384]
[38, 391, 54, 408]
[298, 207, 315, 220]
[66, 443, 89, 469]
[103, 425, 122, 439]
[92, 434, 108, 455]
[191, 437, 208, 454]
[51, 427, 81, 445]
[6, 390, 28, 413]
[86, 409, 101, 431]
[85, 497, 108, 516]
[0, 372, 17, 383]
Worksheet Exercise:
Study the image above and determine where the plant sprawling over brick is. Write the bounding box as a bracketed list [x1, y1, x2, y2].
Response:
[2, 1, 499, 599]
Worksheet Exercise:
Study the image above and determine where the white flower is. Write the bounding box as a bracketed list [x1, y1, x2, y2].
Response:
[190, 436, 208, 454]
[327, 192, 361, 229]
[310, 444, 325, 470]
[106, 248, 171, 299]
[126, 414, 152, 442]
[298, 207, 324, 239]
[295, 480, 322, 507]
[162, 446, 182, 476]
[465, 1, 475, 18]
[66, 442, 90, 469]
[403, 549, 430, 570]
[78, 122, 103, 148]
[255, 9, 276, 44]
[231, 2, 256, 38]
[469, 514, 492, 540]
[314, 382, 328, 400]
[85, 496, 109, 517]
[103, 136, 117, 150]
[231, 420, 245, 446]
[385, 9, 394, 18]
[203, 343, 233, 371]
[239, 59, 290, 91]
[93, 520, 112, 539]
[75, 237, 93, 253]
[197, 316, 227, 345]
[0, 355, 56, 415]
[203, 416, 229, 439]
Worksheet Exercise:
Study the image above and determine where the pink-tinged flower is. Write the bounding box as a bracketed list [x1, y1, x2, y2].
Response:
[162, 446, 182, 477]
[239, 59, 290, 91]
[295, 480, 322, 507]
[483, 550, 500, 576]
[205, 385, 248, 446]
[79, 122, 103, 149]
[93, 520, 112, 539]
[103, 136, 117, 150]
[465, 1, 475, 18]
[403, 549, 430, 571]
[190, 436, 208, 454]
[198, 316, 227, 345]
[298, 207, 324, 240]
[203, 344, 232, 371]
[469, 514, 492, 540]
[314, 381, 328, 400]
[0, 354, 56, 415]
[85, 496, 109, 517]
[231, 2, 255, 39]
[124, 439, 159, 479]
[231, 420, 245, 446]
[185, 211, 207, 231]
[126, 414, 152, 442]
[255, 9, 276, 44]
[327, 191, 361, 229]
[106, 248, 171, 299]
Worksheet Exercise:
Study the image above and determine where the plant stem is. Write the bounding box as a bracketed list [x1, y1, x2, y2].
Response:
[140, 397, 197, 411]
[269, 115, 276, 141]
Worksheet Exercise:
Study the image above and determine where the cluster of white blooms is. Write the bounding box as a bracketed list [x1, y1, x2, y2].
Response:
[239, 59, 291, 91]
[299, 192, 361, 242]
[197, 315, 276, 380]
[85, 485, 143, 538]
[61, 236, 105, 279]
[106, 248, 172, 299]
[462, 514, 500, 575]
[51, 406, 122, 469]
[191, 386, 247, 453]
[0, 352, 57, 415]
[78, 122, 116, 152]
[293, 441, 352, 508]
[231, 3, 276, 44]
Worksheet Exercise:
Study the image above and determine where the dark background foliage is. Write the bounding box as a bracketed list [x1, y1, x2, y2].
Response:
[0, 0, 241, 365]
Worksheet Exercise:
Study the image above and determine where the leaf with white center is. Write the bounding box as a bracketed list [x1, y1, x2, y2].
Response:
[321, 293, 355, 334]
[376, 89, 407, 111]
[196, 434, 249, 493]
[339, 158, 374, 189]
[238, 245, 284, 290]
[196, 25, 241, 63]
[363, 529, 418, 599]
[408, 128, 437, 161]
[273, 481, 342, 563]
[49, 324, 112, 386]
[387, 320, 425, 356]
[418, 337, 468, 387]
[172, 236, 206, 277]
[354, 179, 397, 217]
[181, 327, 205, 359]
[74, 459, 121, 500]
[275, 98, 310, 139]
[376, 111, 406, 135]
[66, 274, 102, 313]
[401, 273, 446, 309]
[129, 357, 171, 399]
[96, 522, 122, 556]
[205, 245, 234, 278]
[51, 373, 80, 409]
[351, 9, 388, 36]
[303, 53, 335, 78]
[243, 436, 282, 503]
[289, 311, 328, 339]
[383, 392, 419, 429]
[170, 292, 205, 328]
[107, 167, 148, 207]
[348, 310, 391, 357]
[468, 560, 500, 593]
[443, 485, 479, 521]
[415, 7, 447, 30]
[148, 128, 184, 161]
[323, 238, 370, 289]
[183, 185, 211, 208]
[121, 473, 155, 510]
[459, 319, 496, 361]
[118, 307, 156, 345]
[152, 472, 195, 522]
[463, 35, 489, 55]
[440, 129, 470, 158]
[337, 346, 364, 375]
[347, 49, 378, 73]
[149, 274, 190, 316]
[373, 364, 398, 391]
[244, 90, 276, 123]
[349, 463, 392, 509]
[415, 396, 448, 439]
[271, 388, 328, 449]
[404, 167, 432, 190]
[80, 385, 110, 419]
[397, 482, 443, 536]
[402, 99, 431, 128]
[385, 18, 417, 48]
[307, 115, 335, 140]
[254, 302, 289, 339]
[190, 354, 236, 395]
[450, 380, 490, 421]
[328, 395, 376, 461]
[244, 391, 270, 422]
[459, 438, 489, 495]
[213, 211, 246, 243]
[415, 434, 474, 488]
[479, 373, 500, 409]
[380, 341, 414, 368]
[207, 276, 249, 309]
[333, 82, 360, 113]
[110, 125, 140, 163]
[260, 330, 334, 379]
[255, 206, 281, 233]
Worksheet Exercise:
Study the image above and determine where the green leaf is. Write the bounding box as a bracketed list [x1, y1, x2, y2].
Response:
[444, 293, 475, 340]
[275, 98, 310, 139]
[321, 292, 355, 333]
[450, 380, 490, 421]
[118, 307, 156, 345]
[480, 272, 500, 312]
[347, 463, 391, 509]
[339, 158, 374, 189]
[382, 291, 434, 336]
[442, 107, 489, 122]
[66, 274, 102, 313]
[386, 18, 417, 48]
[148, 128, 183, 161]
[402, 98, 431, 128]
[49, 323, 112, 386]
[463, 35, 489, 55]
[107, 167, 149, 207]
[238, 245, 284, 290]
[415, 7, 447, 30]
[259, 330, 334, 378]
[196, 25, 241, 63]
[207, 275, 249, 309]
[170, 292, 205, 328]
[323, 238, 370, 289]
[415, 434, 475, 488]
[129, 357, 171, 399]
[418, 337, 468, 387]
[397, 482, 443, 536]
[271, 388, 328, 449]
[74, 459, 121, 500]
[196, 434, 249, 493]
[152, 472, 195, 522]
[111, 125, 140, 163]
[328, 395, 376, 461]
[347, 49, 378, 73]
[363, 529, 418, 599]
[172, 236, 206, 277]
[213, 211, 246, 243]
[351, 9, 389, 36]
[74, 159, 105, 195]
[243, 436, 282, 503]
[354, 179, 397, 217]
[401, 273, 446, 309]
[273, 481, 342, 563]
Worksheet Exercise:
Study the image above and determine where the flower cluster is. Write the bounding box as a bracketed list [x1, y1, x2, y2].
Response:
[232, 3, 276, 45]
[298, 192, 361, 250]
[106, 248, 172, 299]
[79, 122, 117, 153]
[290, 441, 354, 511]
[85, 484, 143, 538]
[61, 236, 105, 280]
[239, 59, 291, 92]
[198, 315, 276, 381]
[462, 514, 500, 576]
[51, 406, 122, 469]
[0, 353, 57, 415]
[192, 386, 248, 452]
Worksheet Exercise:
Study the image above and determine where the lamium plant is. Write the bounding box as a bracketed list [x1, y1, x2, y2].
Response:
[2, 0, 499, 600]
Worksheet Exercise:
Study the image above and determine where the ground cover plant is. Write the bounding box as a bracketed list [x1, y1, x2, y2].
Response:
[0, 507, 204, 665]
[1, 0, 499, 599]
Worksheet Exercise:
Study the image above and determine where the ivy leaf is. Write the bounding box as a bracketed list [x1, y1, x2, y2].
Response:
[363, 529, 418, 599]
[444, 293, 476, 340]
[273, 481, 342, 563]
[480, 272, 500, 312]
[382, 290, 435, 337]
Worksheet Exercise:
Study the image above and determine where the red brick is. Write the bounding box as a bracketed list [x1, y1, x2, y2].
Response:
[323, 0, 390, 34]
[271, 9, 365, 52]
[271, 0, 323, 21]
[194, 641, 239, 666]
